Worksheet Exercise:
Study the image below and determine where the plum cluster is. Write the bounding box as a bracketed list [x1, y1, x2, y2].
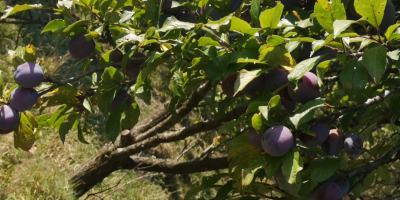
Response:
[249, 124, 363, 159]
[0, 62, 44, 134]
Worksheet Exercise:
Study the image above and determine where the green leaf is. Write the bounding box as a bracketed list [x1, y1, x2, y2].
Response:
[289, 99, 325, 128]
[385, 24, 400, 41]
[340, 58, 368, 98]
[113, 0, 135, 11]
[63, 20, 90, 35]
[282, 148, 303, 184]
[100, 0, 113, 14]
[228, 133, 255, 161]
[159, 16, 194, 32]
[387, 50, 400, 60]
[205, 53, 229, 82]
[97, 88, 117, 114]
[230, 16, 259, 35]
[105, 98, 126, 142]
[263, 154, 282, 179]
[121, 102, 140, 129]
[77, 122, 89, 144]
[14, 120, 36, 151]
[250, 0, 261, 26]
[316, 60, 334, 86]
[48, 105, 69, 126]
[83, 98, 94, 113]
[234, 69, 263, 96]
[313, 0, 346, 34]
[41, 19, 67, 33]
[59, 112, 79, 143]
[101, 67, 124, 87]
[135, 51, 169, 90]
[333, 20, 356, 38]
[1, 4, 52, 19]
[251, 113, 264, 132]
[213, 180, 234, 200]
[288, 56, 322, 84]
[259, 95, 281, 121]
[353, 0, 386, 29]
[308, 157, 341, 183]
[195, 37, 220, 47]
[259, 2, 284, 30]
[259, 46, 296, 67]
[362, 46, 387, 83]
[377, 164, 391, 184]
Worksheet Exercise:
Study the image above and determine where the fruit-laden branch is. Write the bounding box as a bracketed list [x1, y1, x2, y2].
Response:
[122, 156, 229, 174]
[70, 106, 246, 196]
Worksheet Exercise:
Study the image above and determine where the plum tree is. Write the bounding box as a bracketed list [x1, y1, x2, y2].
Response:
[262, 69, 289, 92]
[68, 33, 95, 60]
[299, 122, 330, 147]
[110, 91, 133, 113]
[10, 87, 39, 112]
[0, 105, 20, 130]
[288, 72, 320, 104]
[125, 52, 147, 79]
[248, 128, 263, 148]
[14, 62, 44, 88]
[109, 49, 124, 63]
[313, 182, 341, 200]
[344, 133, 363, 159]
[321, 129, 345, 156]
[221, 72, 244, 98]
[261, 126, 294, 156]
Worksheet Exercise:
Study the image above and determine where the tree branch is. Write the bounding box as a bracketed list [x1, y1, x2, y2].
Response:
[122, 156, 229, 174]
[132, 81, 212, 143]
[114, 106, 247, 159]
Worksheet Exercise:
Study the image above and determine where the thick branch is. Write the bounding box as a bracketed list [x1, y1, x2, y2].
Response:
[123, 156, 229, 174]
